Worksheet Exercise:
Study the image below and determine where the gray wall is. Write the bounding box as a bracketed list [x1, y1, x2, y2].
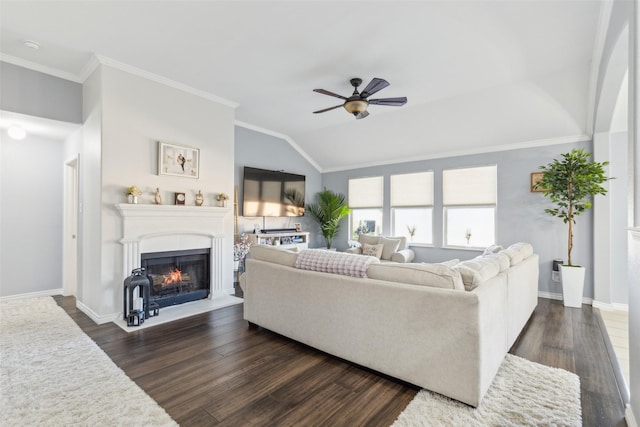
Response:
[1, 62, 82, 124]
[234, 126, 324, 247]
[322, 140, 596, 298]
[0, 134, 64, 296]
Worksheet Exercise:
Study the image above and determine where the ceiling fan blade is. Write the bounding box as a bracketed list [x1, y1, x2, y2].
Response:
[355, 110, 370, 120]
[313, 88, 347, 100]
[360, 78, 390, 98]
[368, 97, 408, 106]
[313, 104, 343, 114]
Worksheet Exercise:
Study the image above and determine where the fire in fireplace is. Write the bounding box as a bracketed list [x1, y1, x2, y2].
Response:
[141, 248, 210, 308]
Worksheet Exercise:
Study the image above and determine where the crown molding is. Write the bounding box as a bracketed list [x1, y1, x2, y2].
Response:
[321, 134, 592, 173]
[234, 120, 323, 172]
[77, 54, 101, 83]
[0, 53, 83, 83]
[0, 52, 239, 109]
[91, 54, 239, 108]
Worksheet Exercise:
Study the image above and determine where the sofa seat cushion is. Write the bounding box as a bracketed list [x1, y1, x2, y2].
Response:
[250, 244, 299, 267]
[295, 249, 379, 278]
[367, 263, 464, 291]
[452, 257, 501, 291]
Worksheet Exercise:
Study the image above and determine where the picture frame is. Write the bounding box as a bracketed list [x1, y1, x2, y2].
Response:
[530, 172, 545, 192]
[158, 142, 200, 178]
[174, 192, 186, 205]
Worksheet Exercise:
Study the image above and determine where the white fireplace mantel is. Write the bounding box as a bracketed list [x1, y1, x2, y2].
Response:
[115, 203, 232, 299]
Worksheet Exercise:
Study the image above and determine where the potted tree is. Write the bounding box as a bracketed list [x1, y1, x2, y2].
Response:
[535, 148, 610, 308]
[306, 188, 351, 249]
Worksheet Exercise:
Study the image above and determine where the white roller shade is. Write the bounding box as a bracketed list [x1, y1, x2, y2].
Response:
[349, 176, 383, 208]
[443, 165, 497, 205]
[391, 172, 434, 206]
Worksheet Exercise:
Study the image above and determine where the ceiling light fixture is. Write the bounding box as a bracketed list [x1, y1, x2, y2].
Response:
[343, 99, 369, 117]
[23, 40, 40, 50]
[8, 126, 26, 140]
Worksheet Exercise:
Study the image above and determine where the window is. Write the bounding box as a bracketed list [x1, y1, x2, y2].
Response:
[443, 165, 497, 248]
[348, 176, 383, 239]
[391, 172, 433, 244]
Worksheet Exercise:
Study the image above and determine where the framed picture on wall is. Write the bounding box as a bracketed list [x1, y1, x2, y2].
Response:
[158, 142, 200, 178]
[530, 172, 545, 192]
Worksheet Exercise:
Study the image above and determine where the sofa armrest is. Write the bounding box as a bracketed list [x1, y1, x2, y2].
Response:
[344, 247, 362, 255]
[391, 248, 415, 263]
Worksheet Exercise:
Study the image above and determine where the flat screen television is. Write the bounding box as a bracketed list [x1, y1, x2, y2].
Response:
[242, 166, 305, 217]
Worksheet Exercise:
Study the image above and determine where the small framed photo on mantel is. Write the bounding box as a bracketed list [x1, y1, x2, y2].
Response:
[158, 141, 200, 179]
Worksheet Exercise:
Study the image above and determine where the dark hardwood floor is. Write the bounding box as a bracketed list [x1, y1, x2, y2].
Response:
[53, 296, 627, 426]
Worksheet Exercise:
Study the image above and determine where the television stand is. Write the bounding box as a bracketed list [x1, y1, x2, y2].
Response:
[261, 228, 297, 234]
[246, 231, 309, 250]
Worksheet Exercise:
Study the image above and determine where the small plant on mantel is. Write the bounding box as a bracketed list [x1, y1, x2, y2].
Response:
[125, 186, 142, 196]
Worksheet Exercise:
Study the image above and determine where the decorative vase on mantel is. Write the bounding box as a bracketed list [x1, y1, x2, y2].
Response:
[127, 194, 138, 204]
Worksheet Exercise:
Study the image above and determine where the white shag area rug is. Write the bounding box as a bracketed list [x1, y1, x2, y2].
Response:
[392, 354, 581, 427]
[0, 297, 177, 426]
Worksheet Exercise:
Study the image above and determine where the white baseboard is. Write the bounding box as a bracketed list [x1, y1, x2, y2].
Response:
[0, 288, 63, 302]
[538, 291, 593, 305]
[592, 300, 629, 312]
[627, 404, 639, 427]
[76, 300, 120, 325]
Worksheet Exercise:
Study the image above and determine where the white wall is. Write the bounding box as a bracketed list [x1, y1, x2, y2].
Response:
[0, 134, 64, 296]
[81, 65, 236, 319]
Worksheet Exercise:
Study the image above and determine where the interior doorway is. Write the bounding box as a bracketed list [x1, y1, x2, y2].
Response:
[63, 157, 78, 296]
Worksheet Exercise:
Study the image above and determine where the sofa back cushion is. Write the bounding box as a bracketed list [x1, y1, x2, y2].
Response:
[501, 242, 534, 266]
[480, 252, 510, 272]
[249, 244, 299, 268]
[452, 257, 501, 291]
[295, 249, 379, 278]
[367, 263, 464, 291]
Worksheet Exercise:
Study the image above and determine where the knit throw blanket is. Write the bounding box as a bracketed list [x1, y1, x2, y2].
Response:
[295, 249, 379, 278]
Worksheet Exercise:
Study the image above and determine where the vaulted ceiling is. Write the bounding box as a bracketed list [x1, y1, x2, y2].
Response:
[1, 1, 606, 171]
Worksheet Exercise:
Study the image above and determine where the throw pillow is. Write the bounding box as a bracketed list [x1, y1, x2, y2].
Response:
[379, 236, 401, 260]
[358, 234, 379, 246]
[362, 243, 384, 259]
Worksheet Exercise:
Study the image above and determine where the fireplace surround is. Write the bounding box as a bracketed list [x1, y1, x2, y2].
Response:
[116, 204, 231, 313]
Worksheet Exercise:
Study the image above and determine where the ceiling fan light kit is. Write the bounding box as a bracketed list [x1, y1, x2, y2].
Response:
[313, 77, 407, 119]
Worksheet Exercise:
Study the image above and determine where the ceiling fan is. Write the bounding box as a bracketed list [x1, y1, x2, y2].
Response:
[313, 77, 407, 119]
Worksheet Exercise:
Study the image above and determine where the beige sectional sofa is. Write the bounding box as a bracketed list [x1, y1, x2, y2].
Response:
[240, 243, 539, 407]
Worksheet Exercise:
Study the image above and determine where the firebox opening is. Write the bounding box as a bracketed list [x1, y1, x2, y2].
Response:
[141, 248, 210, 308]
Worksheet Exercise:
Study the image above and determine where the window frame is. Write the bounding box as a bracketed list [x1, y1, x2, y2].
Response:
[442, 165, 497, 250]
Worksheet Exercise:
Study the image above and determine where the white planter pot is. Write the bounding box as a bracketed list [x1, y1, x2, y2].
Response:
[560, 265, 585, 308]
